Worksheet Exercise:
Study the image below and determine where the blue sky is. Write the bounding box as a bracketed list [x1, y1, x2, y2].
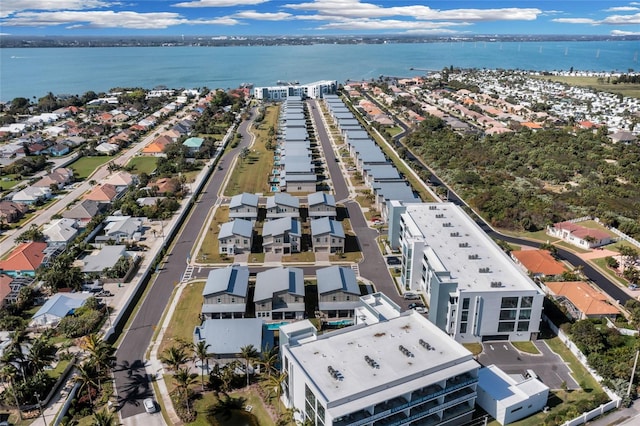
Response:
[1, 0, 639, 36]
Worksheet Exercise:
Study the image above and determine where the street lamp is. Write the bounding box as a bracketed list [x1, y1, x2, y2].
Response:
[34, 392, 46, 425]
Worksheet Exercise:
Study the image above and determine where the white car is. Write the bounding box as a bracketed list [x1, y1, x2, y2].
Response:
[403, 292, 420, 300]
[143, 398, 156, 413]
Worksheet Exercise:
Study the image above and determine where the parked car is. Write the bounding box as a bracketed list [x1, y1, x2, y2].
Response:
[630, 284, 638, 290]
[408, 302, 427, 313]
[144, 398, 156, 413]
[386, 256, 401, 265]
[403, 292, 420, 300]
[96, 290, 113, 297]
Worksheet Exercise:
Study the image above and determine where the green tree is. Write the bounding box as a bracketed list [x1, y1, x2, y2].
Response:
[173, 367, 198, 415]
[259, 345, 279, 378]
[160, 345, 188, 372]
[240, 344, 259, 388]
[93, 408, 120, 426]
[193, 341, 210, 391]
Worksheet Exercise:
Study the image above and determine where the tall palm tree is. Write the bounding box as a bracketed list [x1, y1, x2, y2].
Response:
[0, 364, 22, 420]
[81, 334, 116, 389]
[160, 345, 188, 372]
[264, 371, 287, 415]
[26, 334, 57, 375]
[173, 367, 198, 414]
[259, 344, 279, 377]
[240, 345, 259, 388]
[75, 363, 99, 409]
[93, 408, 120, 426]
[193, 341, 211, 391]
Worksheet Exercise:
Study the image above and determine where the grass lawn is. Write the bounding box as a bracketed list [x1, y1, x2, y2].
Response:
[545, 337, 601, 391]
[463, 343, 483, 356]
[387, 126, 404, 137]
[592, 258, 628, 286]
[158, 280, 205, 357]
[530, 75, 640, 99]
[282, 251, 316, 263]
[511, 341, 540, 354]
[182, 386, 276, 426]
[0, 175, 22, 191]
[197, 206, 233, 264]
[224, 105, 278, 196]
[69, 156, 114, 179]
[126, 156, 159, 174]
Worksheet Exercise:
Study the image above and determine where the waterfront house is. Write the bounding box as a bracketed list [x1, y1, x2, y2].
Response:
[254, 267, 305, 321]
[545, 281, 619, 320]
[201, 265, 249, 319]
[547, 221, 612, 249]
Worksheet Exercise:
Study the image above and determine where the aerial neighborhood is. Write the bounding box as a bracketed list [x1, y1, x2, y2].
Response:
[0, 69, 639, 426]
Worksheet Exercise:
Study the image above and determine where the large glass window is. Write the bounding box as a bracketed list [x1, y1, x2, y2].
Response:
[498, 322, 515, 332]
[501, 297, 518, 308]
[519, 309, 532, 320]
[521, 296, 534, 308]
[461, 311, 469, 321]
[517, 321, 530, 332]
[500, 310, 517, 320]
[460, 323, 467, 333]
[462, 298, 470, 309]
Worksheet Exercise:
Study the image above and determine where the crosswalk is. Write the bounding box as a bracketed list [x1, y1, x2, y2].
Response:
[181, 265, 195, 282]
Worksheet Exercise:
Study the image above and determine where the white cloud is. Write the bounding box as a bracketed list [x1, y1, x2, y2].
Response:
[2, 11, 188, 29]
[0, 0, 110, 18]
[552, 18, 598, 24]
[317, 18, 470, 32]
[611, 29, 640, 35]
[172, 0, 268, 7]
[232, 10, 293, 21]
[605, 6, 640, 12]
[601, 12, 640, 24]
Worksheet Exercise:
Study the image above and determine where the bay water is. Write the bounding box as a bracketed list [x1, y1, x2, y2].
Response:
[1, 40, 638, 102]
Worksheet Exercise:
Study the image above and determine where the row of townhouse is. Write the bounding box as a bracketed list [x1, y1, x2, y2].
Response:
[228, 191, 337, 222]
[324, 94, 419, 221]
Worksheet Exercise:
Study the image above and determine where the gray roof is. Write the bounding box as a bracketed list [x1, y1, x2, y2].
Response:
[266, 193, 299, 209]
[363, 164, 401, 180]
[283, 172, 316, 182]
[317, 266, 360, 295]
[345, 130, 371, 141]
[194, 318, 264, 356]
[254, 267, 305, 301]
[284, 127, 308, 141]
[310, 217, 345, 238]
[82, 245, 127, 273]
[219, 218, 253, 239]
[105, 217, 143, 237]
[31, 293, 92, 323]
[333, 112, 355, 120]
[229, 193, 259, 209]
[308, 192, 336, 208]
[43, 218, 78, 243]
[284, 157, 313, 173]
[203, 265, 249, 297]
[372, 182, 419, 203]
[62, 199, 105, 221]
[358, 148, 387, 164]
[262, 217, 301, 237]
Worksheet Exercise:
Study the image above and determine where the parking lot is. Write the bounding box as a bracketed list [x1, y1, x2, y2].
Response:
[477, 341, 580, 390]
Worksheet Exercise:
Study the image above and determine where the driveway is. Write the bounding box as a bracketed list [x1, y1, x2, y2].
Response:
[478, 341, 580, 390]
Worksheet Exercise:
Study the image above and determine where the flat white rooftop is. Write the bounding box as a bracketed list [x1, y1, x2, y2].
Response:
[287, 311, 476, 407]
[404, 203, 539, 293]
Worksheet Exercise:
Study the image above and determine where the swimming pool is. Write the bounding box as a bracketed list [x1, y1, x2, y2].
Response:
[265, 321, 290, 331]
[326, 319, 354, 327]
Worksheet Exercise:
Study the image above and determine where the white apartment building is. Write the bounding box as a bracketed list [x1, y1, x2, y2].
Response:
[280, 294, 480, 426]
[390, 202, 543, 343]
[254, 80, 338, 100]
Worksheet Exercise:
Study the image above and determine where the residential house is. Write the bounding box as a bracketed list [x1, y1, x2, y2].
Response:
[0, 201, 29, 223]
[0, 242, 48, 277]
[262, 217, 301, 254]
[545, 281, 620, 320]
[62, 199, 107, 225]
[310, 218, 345, 253]
[95, 142, 120, 155]
[43, 218, 79, 246]
[307, 192, 336, 220]
[84, 183, 119, 203]
[193, 318, 265, 359]
[316, 266, 360, 320]
[265, 193, 300, 220]
[183, 137, 204, 153]
[149, 177, 181, 195]
[104, 171, 136, 191]
[30, 293, 93, 328]
[142, 135, 173, 156]
[511, 249, 567, 279]
[101, 217, 143, 243]
[82, 245, 133, 274]
[229, 193, 260, 222]
[218, 219, 253, 255]
[547, 221, 612, 249]
[33, 167, 74, 190]
[12, 186, 51, 205]
[201, 265, 249, 319]
[254, 267, 305, 321]
[609, 131, 637, 144]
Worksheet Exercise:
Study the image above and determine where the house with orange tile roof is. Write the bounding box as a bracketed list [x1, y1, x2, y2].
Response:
[142, 135, 173, 156]
[545, 281, 619, 320]
[521, 122, 543, 130]
[0, 241, 47, 277]
[149, 177, 181, 194]
[547, 221, 612, 249]
[511, 249, 567, 278]
[83, 183, 119, 203]
[0, 274, 13, 306]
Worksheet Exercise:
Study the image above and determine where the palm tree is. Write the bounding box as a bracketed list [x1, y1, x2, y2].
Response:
[93, 408, 120, 426]
[160, 345, 188, 372]
[0, 364, 22, 420]
[81, 334, 116, 389]
[173, 367, 198, 414]
[26, 334, 57, 375]
[259, 344, 279, 377]
[75, 363, 100, 409]
[264, 371, 287, 415]
[240, 345, 259, 388]
[193, 341, 210, 391]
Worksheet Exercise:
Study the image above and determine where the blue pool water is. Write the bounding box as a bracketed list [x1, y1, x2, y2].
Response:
[265, 321, 290, 331]
[326, 319, 354, 327]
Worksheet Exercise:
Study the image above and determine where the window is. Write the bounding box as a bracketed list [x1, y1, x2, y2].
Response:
[462, 298, 470, 309]
[460, 323, 467, 333]
[231, 298, 235, 303]
[519, 309, 531, 319]
[517, 321, 530, 331]
[461, 311, 469, 321]
[346, 296, 350, 301]
[332, 296, 336, 301]
[501, 297, 518, 308]
[500, 310, 517, 320]
[521, 296, 534, 308]
[498, 322, 515, 332]
[217, 298, 221, 303]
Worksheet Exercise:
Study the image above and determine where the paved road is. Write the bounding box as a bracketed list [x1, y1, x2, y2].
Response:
[113, 111, 256, 419]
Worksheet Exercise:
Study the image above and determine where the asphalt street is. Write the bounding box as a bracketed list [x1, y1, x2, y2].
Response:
[113, 110, 257, 418]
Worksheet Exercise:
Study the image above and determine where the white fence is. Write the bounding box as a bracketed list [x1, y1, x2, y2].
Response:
[572, 216, 640, 250]
[543, 316, 622, 426]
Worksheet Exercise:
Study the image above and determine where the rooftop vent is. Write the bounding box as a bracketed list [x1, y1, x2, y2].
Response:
[468, 254, 479, 259]
[490, 281, 503, 288]
[442, 222, 452, 227]
[459, 242, 469, 248]
[435, 213, 445, 218]
[429, 205, 437, 210]
[478, 267, 491, 273]
[364, 355, 380, 369]
[419, 339, 435, 351]
[327, 365, 344, 381]
[398, 345, 415, 358]
[450, 232, 460, 237]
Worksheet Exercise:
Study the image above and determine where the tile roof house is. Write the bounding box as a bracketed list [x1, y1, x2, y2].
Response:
[254, 267, 305, 321]
[0, 275, 33, 306]
[0, 275, 13, 307]
[33, 167, 74, 189]
[218, 219, 253, 255]
[142, 135, 173, 156]
[62, 199, 107, 225]
[0, 201, 29, 223]
[310, 218, 345, 253]
[201, 265, 249, 319]
[307, 192, 337, 220]
[0, 241, 48, 277]
[149, 177, 181, 195]
[511, 249, 567, 278]
[43, 218, 79, 246]
[30, 292, 93, 328]
[262, 217, 301, 254]
[12, 186, 52, 205]
[316, 266, 360, 320]
[545, 281, 619, 320]
[104, 171, 136, 190]
[547, 221, 612, 249]
[229, 192, 260, 222]
[83, 183, 119, 202]
[265, 193, 300, 220]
